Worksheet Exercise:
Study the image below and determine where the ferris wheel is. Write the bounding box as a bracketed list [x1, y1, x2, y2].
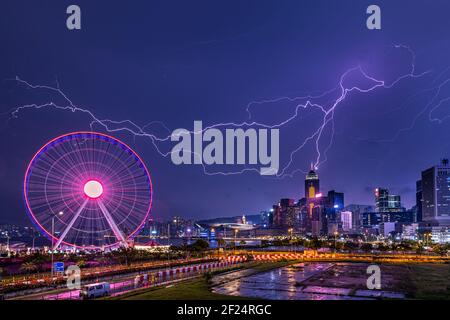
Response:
[24, 132, 153, 250]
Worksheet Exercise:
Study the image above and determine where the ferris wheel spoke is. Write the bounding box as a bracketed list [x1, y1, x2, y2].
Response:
[53, 198, 89, 249]
[97, 200, 127, 244]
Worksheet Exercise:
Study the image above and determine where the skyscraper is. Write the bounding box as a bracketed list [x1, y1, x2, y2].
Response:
[340, 211, 352, 232]
[327, 190, 344, 222]
[416, 180, 423, 222]
[421, 159, 450, 226]
[343, 204, 375, 231]
[374, 188, 402, 212]
[327, 190, 344, 210]
[305, 164, 320, 199]
[273, 199, 298, 228]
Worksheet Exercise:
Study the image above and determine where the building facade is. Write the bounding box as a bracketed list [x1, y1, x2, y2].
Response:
[421, 159, 450, 226]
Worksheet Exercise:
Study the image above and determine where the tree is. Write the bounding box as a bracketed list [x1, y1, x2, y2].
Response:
[96, 256, 110, 266]
[432, 244, 448, 256]
[190, 239, 209, 252]
[20, 262, 38, 275]
[377, 243, 390, 251]
[360, 243, 373, 252]
[343, 241, 358, 251]
[217, 238, 226, 248]
[27, 252, 48, 272]
[114, 248, 137, 266]
[76, 260, 86, 268]
[415, 243, 425, 254]
[307, 237, 323, 250]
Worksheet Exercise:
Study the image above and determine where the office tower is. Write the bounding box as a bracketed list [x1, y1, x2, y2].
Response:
[273, 204, 282, 227]
[343, 204, 375, 231]
[431, 226, 450, 243]
[380, 222, 397, 237]
[305, 164, 320, 199]
[327, 190, 344, 210]
[402, 223, 419, 241]
[374, 188, 402, 212]
[260, 210, 273, 228]
[310, 194, 328, 236]
[421, 159, 450, 226]
[326, 190, 344, 223]
[362, 211, 381, 227]
[381, 210, 414, 223]
[416, 180, 423, 222]
[273, 199, 298, 228]
[340, 211, 352, 232]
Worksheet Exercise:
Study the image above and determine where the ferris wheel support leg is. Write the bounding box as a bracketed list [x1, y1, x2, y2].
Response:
[98, 200, 127, 245]
[53, 198, 89, 250]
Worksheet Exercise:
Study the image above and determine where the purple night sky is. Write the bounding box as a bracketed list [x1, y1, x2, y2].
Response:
[1, 0, 450, 224]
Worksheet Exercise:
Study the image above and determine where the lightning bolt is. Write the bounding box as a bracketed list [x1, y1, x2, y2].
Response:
[3, 44, 447, 178]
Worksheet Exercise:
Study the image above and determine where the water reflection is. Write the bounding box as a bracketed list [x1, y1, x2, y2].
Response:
[212, 263, 405, 300]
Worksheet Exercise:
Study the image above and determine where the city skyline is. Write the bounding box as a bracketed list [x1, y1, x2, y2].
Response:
[0, 157, 444, 228]
[0, 130, 447, 226]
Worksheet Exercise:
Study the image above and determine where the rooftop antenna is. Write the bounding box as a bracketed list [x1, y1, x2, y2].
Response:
[442, 158, 449, 166]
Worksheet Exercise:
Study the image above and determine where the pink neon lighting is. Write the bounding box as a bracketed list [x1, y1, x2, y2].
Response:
[84, 180, 104, 199]
[23, 131, 153, 250]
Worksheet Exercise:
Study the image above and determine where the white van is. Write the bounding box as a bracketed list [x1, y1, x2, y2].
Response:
[80, 282, 110, 299]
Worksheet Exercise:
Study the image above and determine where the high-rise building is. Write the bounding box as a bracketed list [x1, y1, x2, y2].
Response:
[326, 190, 344, 223]
[311, 203, 326, 236]
[343, 204, 375, 231]
[431, 226, 450, 243]
[273, 204, 282, 227]
[421, 159, 450, 226]
[273, 199, 298, 229]
[402, 223, 419, 241]
[415, 180, 423, 222]
[362, 212, 381, 227]
[260, 210, 273, 228]
[380, 210, 414, 223]
[327, 190, 344, 210]
[380, 222, 397, 237]
[374, 188, 402, 212]
[305, 164, 320, 199]
[340, 211, 352, 232]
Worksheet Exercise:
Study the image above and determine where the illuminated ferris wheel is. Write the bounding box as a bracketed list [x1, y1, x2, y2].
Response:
[24, 132, 153, 250]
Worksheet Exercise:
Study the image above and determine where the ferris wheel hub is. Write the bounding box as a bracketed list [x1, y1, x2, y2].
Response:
[83, 180, 104, 199]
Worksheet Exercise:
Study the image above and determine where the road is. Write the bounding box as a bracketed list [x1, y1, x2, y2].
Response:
[11, 260, 242, 300]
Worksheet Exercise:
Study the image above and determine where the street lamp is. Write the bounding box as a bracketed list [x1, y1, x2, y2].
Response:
[234, 229, 238, 254]
[167, 223, 171, 266]
[50, 211, 64, 281]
